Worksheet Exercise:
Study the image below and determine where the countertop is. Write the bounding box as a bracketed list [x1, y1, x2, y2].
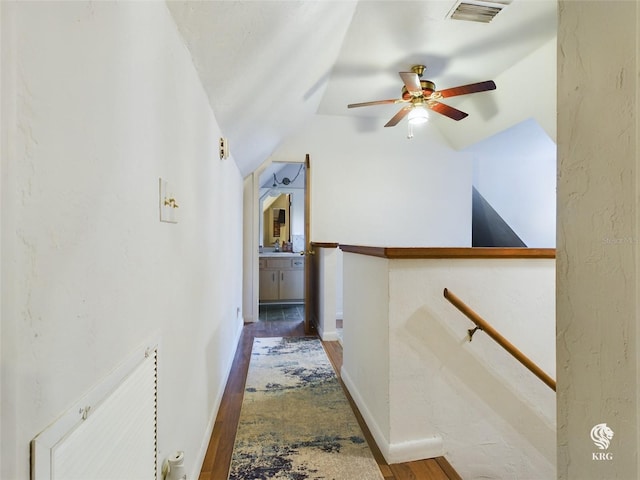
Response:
[259, 252, 303, 258]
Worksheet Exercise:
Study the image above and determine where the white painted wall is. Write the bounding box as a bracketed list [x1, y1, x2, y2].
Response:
[316, 246, 339, 341]
[272, 114, 473, 247]
[335, 249, 344, 320]
[342, 253, 556, 478]
[557, 2, 639, 479]
[1, 3, 243, 479]
[469, 118, 557, 248]
[243, 174, 260, 323]
[0, 3, 6, 476]
[341, 253, 391, 448]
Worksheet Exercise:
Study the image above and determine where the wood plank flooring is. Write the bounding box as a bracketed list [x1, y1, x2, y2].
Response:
[198, 308, 461, 480]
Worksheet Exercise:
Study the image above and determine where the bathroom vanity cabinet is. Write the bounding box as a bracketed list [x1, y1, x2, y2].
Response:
[259, 255, 305, 302]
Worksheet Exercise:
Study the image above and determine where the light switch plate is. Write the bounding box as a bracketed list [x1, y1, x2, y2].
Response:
[219, 137, 229, 159]
[159, 178, 178, 224]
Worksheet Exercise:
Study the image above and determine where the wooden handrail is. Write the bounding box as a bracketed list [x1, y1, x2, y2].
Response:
[340, 245, 555, 259]
[443, 288, 556, 392]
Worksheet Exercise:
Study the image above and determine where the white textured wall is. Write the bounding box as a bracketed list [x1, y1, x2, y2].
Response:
[557, 2, 639, 478]
[388, 258, 555, 476]
[341, 253, 556, 477]
[1, 3, 243, 479]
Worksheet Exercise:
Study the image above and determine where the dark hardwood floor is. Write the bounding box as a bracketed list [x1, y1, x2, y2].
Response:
[198, 307, 461, 480]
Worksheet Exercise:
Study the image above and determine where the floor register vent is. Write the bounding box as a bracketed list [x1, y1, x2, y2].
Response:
[31, 341, 159, 480]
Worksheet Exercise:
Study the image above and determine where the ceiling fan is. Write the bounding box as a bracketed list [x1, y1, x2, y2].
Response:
[347, 65, 496, 127]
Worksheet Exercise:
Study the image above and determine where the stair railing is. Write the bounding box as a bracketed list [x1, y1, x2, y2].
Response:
[443, 288, 556, 392]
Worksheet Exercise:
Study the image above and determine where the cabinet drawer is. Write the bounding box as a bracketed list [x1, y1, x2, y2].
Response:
[266, 258, 293, 269]
[291, 258, 304, 269]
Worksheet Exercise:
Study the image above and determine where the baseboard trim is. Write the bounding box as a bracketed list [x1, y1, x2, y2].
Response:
[340, 365, 390, 461]
[340, 366, 444, 464]
[192, 320, 243, 479]
[386, 436, 444, 464]
[318, 327, 339, 342]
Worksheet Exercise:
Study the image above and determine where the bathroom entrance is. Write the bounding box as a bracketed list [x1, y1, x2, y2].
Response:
[257, 156, 313, 333]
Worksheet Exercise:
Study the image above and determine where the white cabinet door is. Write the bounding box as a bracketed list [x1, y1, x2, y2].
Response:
[259, 269, 279, 301]
[279, 268, 304, 300]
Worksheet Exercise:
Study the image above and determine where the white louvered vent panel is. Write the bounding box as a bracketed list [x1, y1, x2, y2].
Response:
[447, 0, 512, 23]
[31, 344, 158, 480]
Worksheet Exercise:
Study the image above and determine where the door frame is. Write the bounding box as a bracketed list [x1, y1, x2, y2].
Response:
[248, 155, 311, 328]
[303, 154, 316, 334]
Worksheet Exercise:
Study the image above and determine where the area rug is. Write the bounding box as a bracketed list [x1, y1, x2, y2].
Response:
[228, 336, 384, 480]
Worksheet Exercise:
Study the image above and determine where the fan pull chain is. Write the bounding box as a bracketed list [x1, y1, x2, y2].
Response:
[407, 122, 414, 139]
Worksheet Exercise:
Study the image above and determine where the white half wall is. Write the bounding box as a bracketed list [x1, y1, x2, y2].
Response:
[1, 3, 243, 479]
[316, 246, 339, 341]
[335, 248, 344, 320]
[341, 251, 556, 477]
[341, 253, 391, 454]
[388, 258, 556, 477]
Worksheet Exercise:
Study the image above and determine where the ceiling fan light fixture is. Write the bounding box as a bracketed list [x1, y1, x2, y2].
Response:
[347, 66, 495, 133]
[408, 107, 429, 125]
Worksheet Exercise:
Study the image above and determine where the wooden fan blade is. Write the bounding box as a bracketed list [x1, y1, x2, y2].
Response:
[399, 72, 422, 95]
[348, 99, 404, 108]
[429, 101, 468, 121]
[437, 80, 496, 98]
[384, 106, 412, 127]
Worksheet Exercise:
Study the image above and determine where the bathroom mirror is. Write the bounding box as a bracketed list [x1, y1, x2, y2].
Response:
[258, 163, 305, 252]
[264, 195, 290, 245]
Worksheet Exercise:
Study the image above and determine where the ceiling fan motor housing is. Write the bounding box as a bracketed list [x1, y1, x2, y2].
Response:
[402, 80, 436, 100]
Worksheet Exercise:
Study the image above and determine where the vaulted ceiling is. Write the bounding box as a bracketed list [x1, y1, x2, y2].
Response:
[167, 0, 557, 177]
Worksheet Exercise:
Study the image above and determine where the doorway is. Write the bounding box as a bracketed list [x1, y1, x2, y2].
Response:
[256, 161, 308, 330]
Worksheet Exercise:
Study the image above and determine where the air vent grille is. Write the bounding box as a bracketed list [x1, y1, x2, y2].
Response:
[447, 0, 512, 23]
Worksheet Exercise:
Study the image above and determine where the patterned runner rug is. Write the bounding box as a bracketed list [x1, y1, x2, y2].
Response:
[228, 336, 384, 480]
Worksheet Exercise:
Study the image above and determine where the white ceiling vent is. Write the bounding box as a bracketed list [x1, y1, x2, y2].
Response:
[447, 0, 512, 23]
